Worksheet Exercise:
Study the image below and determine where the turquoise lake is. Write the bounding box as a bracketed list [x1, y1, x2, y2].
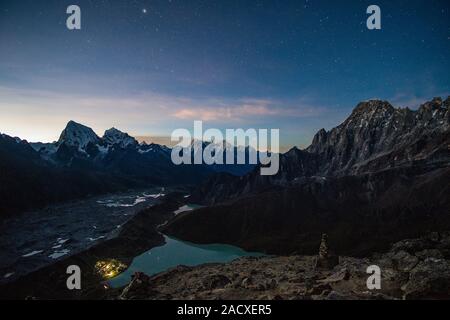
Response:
[108, 235, 264, 288]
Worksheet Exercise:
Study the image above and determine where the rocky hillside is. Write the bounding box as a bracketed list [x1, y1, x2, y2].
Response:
[118, 232, 450, 300]
[164, 166, 450, 256]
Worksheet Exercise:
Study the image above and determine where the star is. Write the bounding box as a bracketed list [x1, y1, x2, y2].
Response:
[142, 8, 147, 14]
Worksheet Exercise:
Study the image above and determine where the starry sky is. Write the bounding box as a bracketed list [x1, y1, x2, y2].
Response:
[0, 0, 449, 149]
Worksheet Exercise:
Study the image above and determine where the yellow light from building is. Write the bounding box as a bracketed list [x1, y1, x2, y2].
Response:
[95, 259, 127, 279]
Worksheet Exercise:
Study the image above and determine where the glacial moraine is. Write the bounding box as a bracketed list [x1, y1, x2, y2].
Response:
[0, 188, 166, 284]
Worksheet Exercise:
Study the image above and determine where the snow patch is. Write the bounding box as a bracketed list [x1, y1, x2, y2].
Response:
[22, 250, 43, 257]
[138, 147, 153, 154]
[98, 192, 164, 207]
[48, 249, 70, 259]
[30, 142, 58, 154]
[56, 238, 69, 245]
[174, 205, 196, 215]
[87, 236, 106, 242]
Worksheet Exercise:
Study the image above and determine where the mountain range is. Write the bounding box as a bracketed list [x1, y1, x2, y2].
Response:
[0, 121, 256, 217]
[163, 97, 450, 256]
[1, 96, 449, 254]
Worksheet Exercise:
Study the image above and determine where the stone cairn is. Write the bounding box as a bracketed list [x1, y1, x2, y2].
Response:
[319, 234, 329, 259]
[315, 233, 339, 270]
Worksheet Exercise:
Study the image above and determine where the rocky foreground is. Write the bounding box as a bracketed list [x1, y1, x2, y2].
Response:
[118, 232, 450, 300]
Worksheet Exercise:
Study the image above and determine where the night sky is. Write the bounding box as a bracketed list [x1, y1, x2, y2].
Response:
[0, 0, 449, 149]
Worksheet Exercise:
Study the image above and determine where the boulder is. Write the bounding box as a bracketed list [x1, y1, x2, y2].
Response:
[318, 267, 350, 284]
[390, 250, 419, 272]
[202, 274, 232, 290]
[402, 259, 450, 299]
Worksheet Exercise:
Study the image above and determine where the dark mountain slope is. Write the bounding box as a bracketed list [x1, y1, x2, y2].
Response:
[164, 165, 450, 256]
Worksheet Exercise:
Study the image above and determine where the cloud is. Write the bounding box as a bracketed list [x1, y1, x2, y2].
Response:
[171, 98, 325, 122]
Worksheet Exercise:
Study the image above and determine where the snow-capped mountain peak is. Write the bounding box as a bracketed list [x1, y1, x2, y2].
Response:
[103, 127, 137, 148]
[58, 120, 100, 149]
